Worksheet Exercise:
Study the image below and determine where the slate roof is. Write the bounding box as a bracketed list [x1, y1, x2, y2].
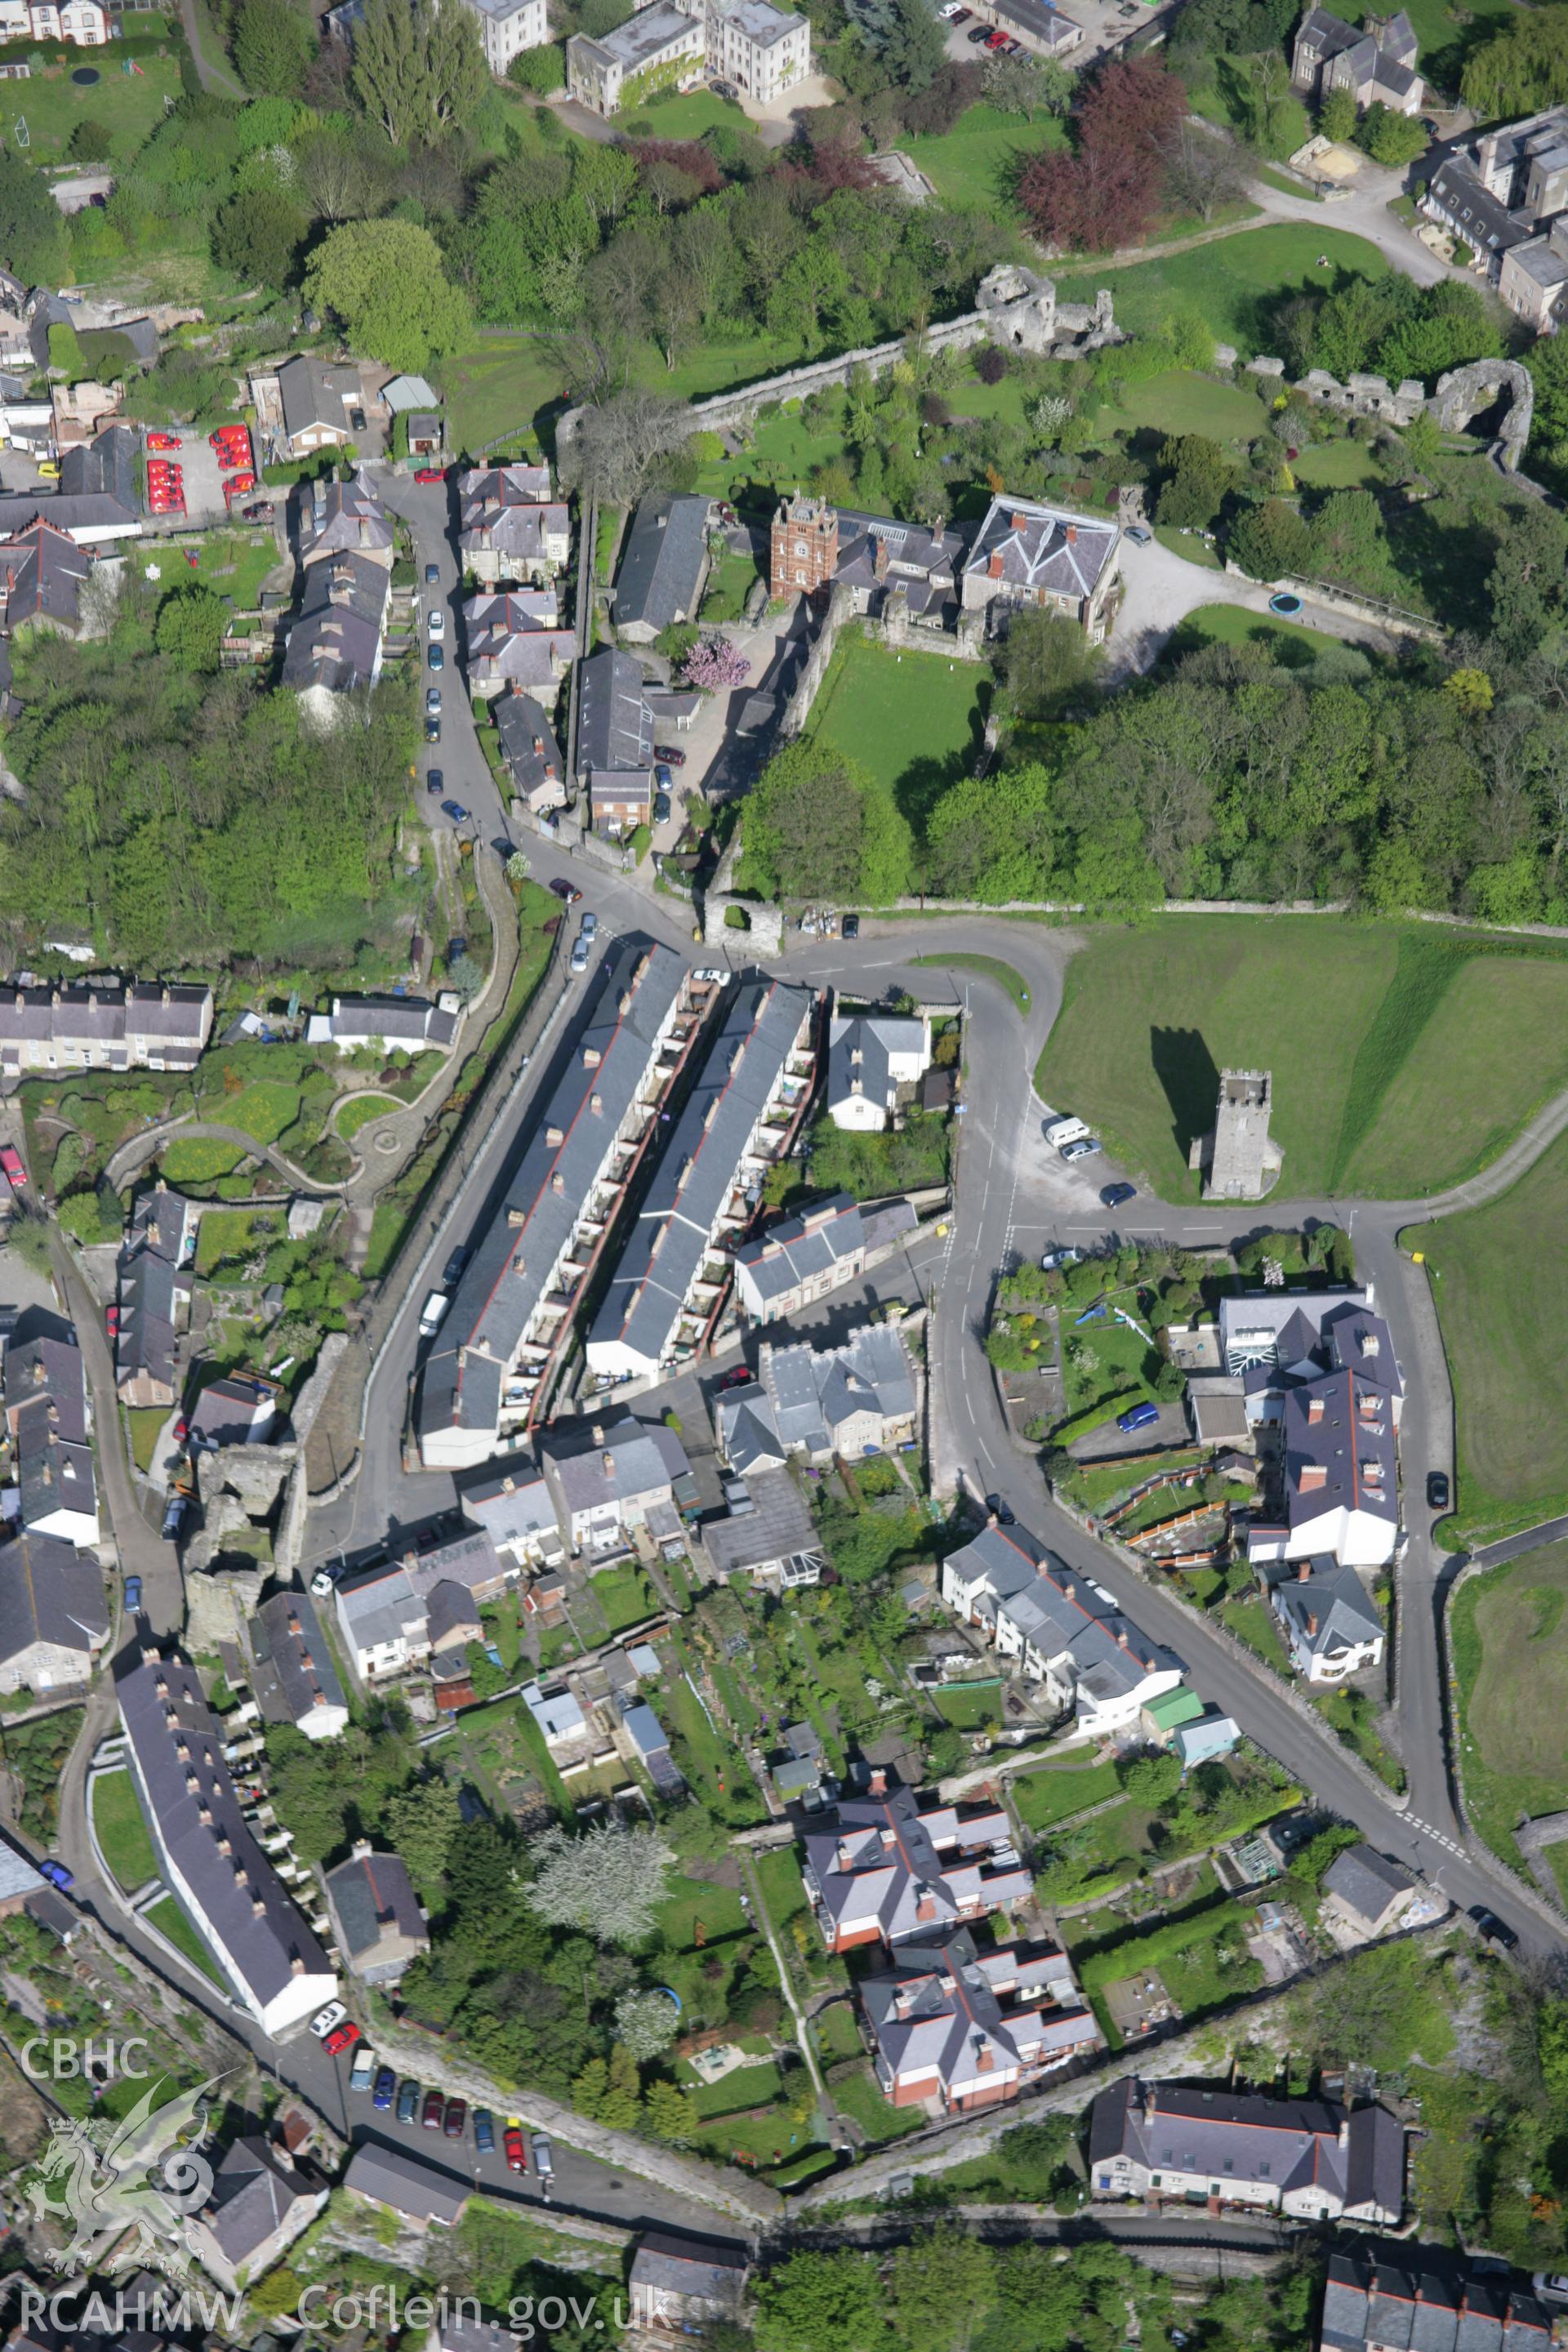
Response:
[0, 982, 209, 1067]
[0, 518, 90, 630]
[300, 472, 394, 564]
[715, 1386, 787, 1474]
[116, 1185, 197, 1399]
[546, 1414, 693, 1516]
[612, 493, 710, 634]
[494, 691, 566, 801]
[417, 944, 686, 1453]
[1272, 1556, 1385, 1660]
[804, 1785, 1030, 1945]
[862, 1925, 1099, 2096]
[0, 1530, 107, 1671]
[200, 2134, 318, 2265]
[0, 1834, 45, 1904]
[460, 1458, 565, 1557]
[60, 425, 139, 521]
[114, 1642, 332, 2014]
[577, 645, 653, 777]
[1089, 2078, 1404, 2216]
[247, 1591, 346, 1730]
[278, 355, 360, 445]
[521, 1678, 586, 1742]
[322, 1846, 426, 1961]
[188, 1373, 278, 1450]
[1282, 1368, 1397, 1535]
[6, 1311, 97, 1542]
[826, 1013, 927, 1119]
[1321, 1842, 1414, 1931]
[946, 1521, 1182, 1708]
[343, 2143, 468, 2225]
[577, 0, 699, 68]
[630, 2233, 749, 2304]
[1218, 1287, 1372, 1373]
[457, 463, 566, 567]
[733, 1192, 865, 1308]
[464, 592, 573, 692]
[1320, 2251, 1550, 2352]
[964, 494, 1118, 605]
[589, 978, 813, 1373]
[760, 1322, 916, 1457]
[305, 994, 458, 1051]
[700, 1467, 822, 1581]
[283, 546, 390, 696]
[336, 1528, 508, 1655]
[1426, 158, 1528, 256]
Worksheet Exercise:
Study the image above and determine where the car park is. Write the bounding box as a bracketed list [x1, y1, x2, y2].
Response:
[443, 2096, 466, 2140]
[474, 2109, 496, 2154]
[968, 22, 991, 36]
[653, 743, 685, 766]
[1101, 1182, 1138, 1209]
[323, 2021, 360, 2057]
[441, 800, 470, 824]
[1427, 1469, 1450, 1510]
[310, 2003, 348, 2038]
[504, 2118, 527, 2172]
[397, 2079, 420, 2124]
[123, 1574, 142, 1610]
[147, 433, 180, 452]
[422, 2089, 444, 2129]
[350, 2044, 376, 2094]
[374, 2066, 396, 2109]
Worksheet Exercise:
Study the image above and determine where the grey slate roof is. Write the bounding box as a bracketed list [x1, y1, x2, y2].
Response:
[0, 1530, 107, 1672]
[965, 494, 1118, 605]
[1273, 1556, 1385, 1659]
[733, 1192, 865, 1307]
[803, 1786, 1030, 1945]
[6, 1310, 96, 1540]
[0, 982, 210, 1067]
[201, 2134, 318, 2265]
[114, 1642, 332, 2015]
[116, 1185, 197, 1399]
[630, 2232, 749, 2305]
[283, 546, 390, 697]
[546, 1414, 693, 1516]
[494, 690, 566, 800]
[457, 463, 566, 568]
[1320, 2252, 1550, 2352]
[0, 517, 90, 630]
[612, 493, 710, 634]
[278, 355, 360, 446]
[322, 1846, 425, 1961]
[300, 472, 394, 564]
[760, 1321, 916, 1457]
[188, 1373, 278, 1450]
[715, 1387, 787, 1474]
[343, 2142, 468, 2225]
[1090, 2078, 1404, 2216]
[460, 1456, 565, 1557]
[826, 1012, 927, 1119]
[1426, 158, 1527, 256]
[0, 1834, 45, 1904]
[417, 943, 685, 1453]
[1282, 1368, 1397, 1534]
[1321, 1842, 1414, 1929]
[60, 425, 140, 522]
[947, 1521, 1182, 1705]
[862, 1925, 1098, 2097]
[589, 978, 813, 1372]
[247, 1591, 346, 1730]
[700, 1467, 822, 1581]
[577, 645, 653, 778]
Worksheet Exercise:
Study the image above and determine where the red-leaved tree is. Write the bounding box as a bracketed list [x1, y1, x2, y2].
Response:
[628, 140, 725, 199]
[1018, 56, 1187, 252]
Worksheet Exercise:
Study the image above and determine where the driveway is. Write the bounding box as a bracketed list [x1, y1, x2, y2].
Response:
[1107, 531, 1406, 677]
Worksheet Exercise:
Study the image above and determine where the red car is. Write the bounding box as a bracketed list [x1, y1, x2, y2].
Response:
[422, 2089, 444, 2130]
[147, 432, 180, 452]
[106, 1306, 119, 1332]
[225, 474, 256, 496]
[413, 466, 445, 485]
[323, 2021, 361, 2057]
[443, 2096, 466, 2140]
[217, 446, 252, 472]
[173, 1417, 188, 1441]
[0, 1145, 24, 1187]
[503, 2122, 527, 2174]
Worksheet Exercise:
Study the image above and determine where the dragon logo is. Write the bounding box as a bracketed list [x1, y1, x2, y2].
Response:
[24, 2073, 221, 2278]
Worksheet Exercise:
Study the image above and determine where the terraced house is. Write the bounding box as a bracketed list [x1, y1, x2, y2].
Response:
[586, 978, 816, 1383]
[863, 1926, 1102, 2113]
[114, 1183, 198, 1410]
[1089, 2079, 1405, 2226]
[457, 462, 570, 586]
[802, 1780, 1031, 1953]
[0, 979, 213, 1076]
[417, 944, 697, 1467]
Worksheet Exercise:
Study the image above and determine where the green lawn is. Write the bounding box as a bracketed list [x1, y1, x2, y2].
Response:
[1069, 1889, 1262, 2047]
[692, 398, 849, 506]
[587, 1563, 659, 1634]
[912, 950, 1031, 1015]
[653, 1873, 747, 1951]
[1152, 525, 1223, 569]
[903, 101, 1065, 212]
[832, 2065, 926, 2144]
[159, 1137, 247, 1184]
[220, 1081, 302, 1147]
[1036, 920, 1568, 1200]
[91, 1770, 158, 1891]
[1166, 599, 1340, 665]
[934, 1681, 1004, 1730]
[142, 1894, 226, 1987]
[619, 87, 746, 139]
[336, 1092, 400, 1143]
[1422, 1132, 1568, 1539]
[806, 630, 988, 837]
[1010, 1757, 1123, 1832]
[813, 2002, 863, 2062]
[755, 1843, 812, 1940]
[1220, 1593, 1294, 1676]
[1095, 368, 1267, 443]
[1056, 225, 1387, 355]
[192, 528, 279, 612]
[3, 47, 183, 164]
[125, 1406, 167, 1474]
[194, 1204, 281, 1275]
[1291, 439, 1382, 488]
[440, 334, 562, 461]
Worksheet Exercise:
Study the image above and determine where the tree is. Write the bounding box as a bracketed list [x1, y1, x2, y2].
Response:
[1400, 406, 1441, 473]
[69, 118, 114, 162]
[891, 2229, 995, 2351]
[565, 388, 694, 504]
[1117, 1748, 1183, 1802]
[1227, 495, 1312, 578]
[0, 154, 69, 287]
[596, 2041, 643, 2130]
[746, 736, 911, 906]
[382, 1776, 464, 1892]
[509, 39, 567, 91]
[353, 0, 487, 145]
[304, 219, 469, 374]
[247, 2267, 304, 2322]
[1158, 120, 1247, 223]
[614, 1986, 679, 2059]
[1307, 488, 1393, 595]
[7, 1205, 51, 1280]
[1018, 59, 1187, 250]
[1356, 98, 1426, 166]
[682, 634, 751, 691]
[1000, 605, 1099, 716]
[984, 50, 1071, 115]
[755, 2252, 889, 2352]
[525, 1818, 676, 1946]
[1156, 432, 1235, 529]
[1318, 85, 1356, 143]
[643, 2078, 697, 2141]
[1461, 7, 1568, 117]
[234, 0, 316, 95]
[1241, 49, 1291, 149]
[505, 848, 532, 884]
[154, 583, 227, 674]
[1486, 501, 1568, 661]
[297, 126, 385, 224]
[213, 181, 310, 290]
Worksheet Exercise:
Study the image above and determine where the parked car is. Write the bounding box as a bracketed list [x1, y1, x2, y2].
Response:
[161, 1494, 189, 1540]
[474, 2108, 496, 2154]
[1427, 1468, 1450, 1510]
[0, 1146, 26, 1187]
[1040, 1247, 1081, 1273]
[1117, 1401, 1161, 1434]
[1125, 524, 1152, 545]
[985, 1494, 1014, 1525]
[581, 911, 597, 938]
[323, 2021, 360, 2057]
[396, 2079, 420, 2125]
[843, 914, 860, 939]
[425, 686, 442, 714]
[420, 1291, 450, 1339]
[655, 762, 674, 793]
[428, 606, 446, 639]
[441, 800, 470, 824]
[531, 2133, 553, 2177]
[244, 501, 277, 523]
[373, 2066, 396, 2109]
[443, 1246, 471, 1287]
[1532, 2278, 1568, 2311]
[310, 2002, 348, 2040]
[350, 407, 368, 433]
[414, 466, 445, 485]
[350, 2044, 376, 2094]
[1468, 1905, 1519, 1950]
[39, 1860, 72, 1891]
[123, 1574, 141, 1610]
[653, 743, 686, 766]
[1101, 1181, 1138, 1209]
[1059, 1138, 1101, 1163]
[570, 940, 590, 975]
[653, 791, 671, 824]
[550, 877, 581, 903]
[426, 562, 440, 585]
[503, 2118, 527, 2172]
[147, 433, 180, 452]
[428, 644, 444, 671]
[422, 2088, 445, 2129]
[968, 22, 991, 36]
[443, 2096, 466, 2140]
[425, 716, 441, 742]
[427, 768, 443, 796]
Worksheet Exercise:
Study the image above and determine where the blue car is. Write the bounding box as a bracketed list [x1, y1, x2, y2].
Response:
[1117, 1401, 1160, 1434]
[39, 1860, 73, 1891]
[123, 1574, 141, 1611]
[474, 2107, 496, 2154]
[373, 2066, 396, 2110]
[1101, 1182, 1137, 1209]
[441, 800, 470, 823]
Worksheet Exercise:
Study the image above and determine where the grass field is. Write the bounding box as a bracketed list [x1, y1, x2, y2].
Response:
[1292, 439, 1382, 488]
[143, 1894, 225, 1986]
[91, 1770, 158, 1891]
[1036, 921, 1568, 1201]
[1056, 225, 1387, 355]
[833, 2065, 926, 2144]
[4, 47, 184, 164]
[1451, 1542, 1568, 1876]
[192, 528, 279, 612]
[159, 1137, 247, 1184]
[1152, 525, 1223, 569]
[1097, 368, 1267, 443]
[912, 949, 1031, 1015]
[587, 1563, 658, 1634]
[619, 88, 746, 140]
[807, 632, 988, 837]
[1166, 599, 1340, 665]
[1422, 1132, 1568, 1540]
[126, 1406, 167, 1473]
[903, 101, 1065, 212]
[336, 1092, 399, 1143]
[220, 1081, 301, 1146]
[934, 1681, 1004, 1730]
[1010, 1758, 1124, 1832]
[1220, 1593, 1294, 1676]
[1070, 1887, 1261, 2046]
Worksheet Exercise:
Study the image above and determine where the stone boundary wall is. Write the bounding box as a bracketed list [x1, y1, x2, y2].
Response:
[781, 580, 853, 738]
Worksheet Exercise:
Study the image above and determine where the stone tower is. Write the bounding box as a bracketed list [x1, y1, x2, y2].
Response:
[771, 492, 839, 599]
[1190, 1068, 1283, 1200]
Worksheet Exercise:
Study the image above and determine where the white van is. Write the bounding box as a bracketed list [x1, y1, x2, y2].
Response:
[1044, 1115, 1091, 1151]
[419, 1290, 449, 1338]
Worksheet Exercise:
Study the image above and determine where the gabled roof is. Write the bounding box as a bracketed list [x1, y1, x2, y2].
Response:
[1321, 1842, 1413, 1927]
[803, 1785, 1028, 1944]
[343, 2142, 468, 2225]
[577, 645, 653, 777]
[278, 354, 360, 443]
[1091, 2078, 1404, 2216]
[862, 1924, 1098, 2096]
[0, 1529, 108, 1668]
[612, 493, 710, 633]
[322, 1846, 426, 1958]
[826, 1012, 927, 1116]
[1321, 2250, 1550, 2352]
[964, 494, 1118, 604]
[1273, 1556, 1385, 1656]
[701, 1467, 821, 1580]
[545, 1414, 693, 1513]
[494, 690, 565, 798]
[945, 1521, 1182, 1704]
[630, 2232, 749, 2301]
[1282, 1368, 1397, 1532]
[248, 1590, 346, 1728]
[201, 2133, 318, 2264]
[733, 1192, 864, 1306]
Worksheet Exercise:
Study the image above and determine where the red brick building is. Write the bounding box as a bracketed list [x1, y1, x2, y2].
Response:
[770, 492, 839, 598]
